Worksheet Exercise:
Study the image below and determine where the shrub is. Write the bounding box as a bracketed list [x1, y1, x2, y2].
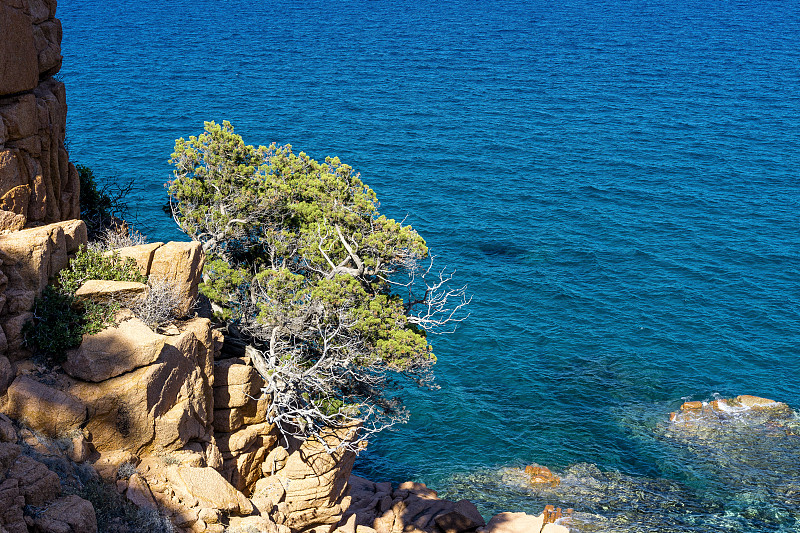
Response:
[131, 277, 184, 329]
[58, 246, 146, 294]
[88, 225, 148, 253]
[116, 461, 138, 480]
[71, 477, 175, 533]
[78, 164, 135, 240]
[24, 247, 146, 360]
[24, 287, 84, 357]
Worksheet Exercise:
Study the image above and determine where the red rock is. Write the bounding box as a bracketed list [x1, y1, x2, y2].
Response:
[8, 454, 60, 506]
[0, 3, 39, 95]
[32, 494, 97, 533]
[434, 508, 483, 533]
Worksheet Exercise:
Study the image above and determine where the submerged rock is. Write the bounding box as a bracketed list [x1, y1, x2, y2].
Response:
[524, 465, 560, 487]
[666, 394, 798, 440]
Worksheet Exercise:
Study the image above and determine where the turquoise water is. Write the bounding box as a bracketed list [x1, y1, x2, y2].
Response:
[59, 1, 800, 530]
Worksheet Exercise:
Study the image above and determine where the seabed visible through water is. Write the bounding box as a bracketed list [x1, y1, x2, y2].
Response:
[438, 396, 800, 532]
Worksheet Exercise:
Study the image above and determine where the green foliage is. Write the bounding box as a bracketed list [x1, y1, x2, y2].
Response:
[24, 247, 145, 361]
[24, 286, 84, 358]
[58, 246, 146, 294]
[77, 164, 134, 239]
[168, 121, 454, 440]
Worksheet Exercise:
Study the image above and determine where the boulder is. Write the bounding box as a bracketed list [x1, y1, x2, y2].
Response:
[0, 3, 39, 95]
[107, 242, 164, 275]
[482, 512, 543, 533]
[33, 494, 97, 533]
[33, 18, 62, 76]
[0, 356, 12, 396]
[63, 316, 166, 382]
[0, 151, 28, 201]
[0, 184, 30, 218]
[74, 279, 147, 305]
[150, 241, 204, 315]
[217, 422, 270, 454]
[0, 209, 25, 232]
[0, 324, 6, 353]
[0, 442, 21, 475]
[198, 507, 222, 524]
[4, 376, 86, 437]
[253, 475, 287, 506]
[165, 465, 253, 515]
[1, 311, 32, 359]
[736, 394, 782, 409]
[213, 359, 261, 387]
[27, 0, 53, 24]
[669, 394, 793, 428]
[262, 446, 289, 477]
[0, 476, 26, 533]
[68, 339, 210, 458]
[228, 438, 273, 493]
[0, 223, 73, 296]
[524, 465, 560, 487]
[228, 515, 280, 533]
[152, 395, 207, 450]
[213, 363, 262, 408]
[8, 454, 61, 506]
[3, 289, 34, 314]
[213, 407, 245, 433]
[277, 428, 357, 530]
[0, 414, 16, 443]
[126, 473, 157, 510]
[67, 432, 92, 463]
[52, 219, 87, 254]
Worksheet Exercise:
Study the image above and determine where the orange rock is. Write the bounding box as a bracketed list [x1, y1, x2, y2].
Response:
[106, 242, 165, 276]
[524, 465, 560, 487]
[150, 241, 204, 316]
[736, 395, 780, 409]
[681, 401, 703, 411]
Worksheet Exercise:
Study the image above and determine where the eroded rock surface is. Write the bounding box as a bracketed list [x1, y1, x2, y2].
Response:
[0, 0, 77, 225]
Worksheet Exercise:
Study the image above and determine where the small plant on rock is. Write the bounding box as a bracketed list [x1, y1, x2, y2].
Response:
[116, 461, 138, 480]
[58, 246, 146, 294]
[131, 277, 184, 329]
[24, 247, 147, 361]
[71, 477, 175, 533]
[88, 225, 148, 253]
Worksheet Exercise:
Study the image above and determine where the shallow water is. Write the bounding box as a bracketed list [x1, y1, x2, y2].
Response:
[59, 1, 800, 529]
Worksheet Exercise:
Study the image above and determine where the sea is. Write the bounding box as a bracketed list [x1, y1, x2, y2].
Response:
[58, 1, 800, 531]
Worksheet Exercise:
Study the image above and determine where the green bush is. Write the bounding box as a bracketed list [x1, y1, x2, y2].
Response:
[24, 247, 146, 361]
[58, 246, 146, 294]
[24, 287, 85, 358]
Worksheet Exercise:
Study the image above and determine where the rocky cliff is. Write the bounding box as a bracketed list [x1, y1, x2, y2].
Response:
[0, 1, 570, 532]
[0, 0, 79, 228]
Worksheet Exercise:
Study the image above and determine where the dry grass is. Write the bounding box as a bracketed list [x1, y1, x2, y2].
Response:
[132, 278, 185, 329]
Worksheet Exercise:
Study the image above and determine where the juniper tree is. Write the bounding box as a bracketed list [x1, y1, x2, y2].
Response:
[168, 121, 468, 449]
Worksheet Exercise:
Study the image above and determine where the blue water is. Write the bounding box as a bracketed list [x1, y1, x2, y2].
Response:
[59, 1, 800, 530]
